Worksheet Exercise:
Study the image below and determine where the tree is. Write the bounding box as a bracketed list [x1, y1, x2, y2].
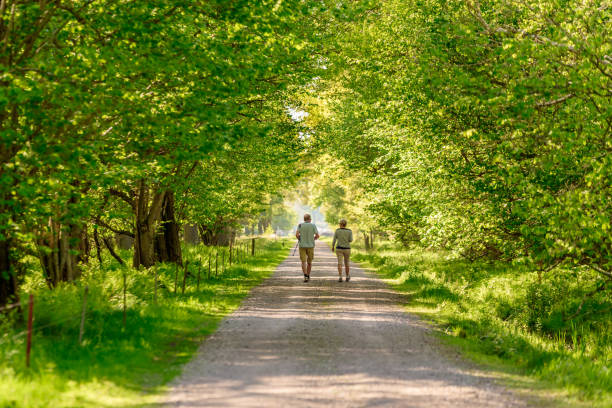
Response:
[307, 0, 611, 276]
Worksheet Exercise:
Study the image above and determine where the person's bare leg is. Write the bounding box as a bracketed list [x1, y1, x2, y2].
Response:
[345, 253, 350, 280]
[307, 262, 312, 276]
[301, 261, 307, 275]
[337, 263, 342, 276]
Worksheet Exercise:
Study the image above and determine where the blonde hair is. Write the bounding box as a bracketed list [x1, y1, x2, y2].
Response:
[339, 219, 347, 227]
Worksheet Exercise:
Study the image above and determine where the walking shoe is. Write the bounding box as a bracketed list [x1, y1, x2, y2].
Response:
[304, 275, 310, 282]
[338, 276, 343, 282]
[346, 275, 350, 282]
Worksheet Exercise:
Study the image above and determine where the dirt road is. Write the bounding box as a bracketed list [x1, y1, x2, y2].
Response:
[166, 242, 526, 407]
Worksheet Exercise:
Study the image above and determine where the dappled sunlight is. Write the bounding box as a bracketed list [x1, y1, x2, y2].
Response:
[169, 371, 506, 408]
[167, 244, 523, 407]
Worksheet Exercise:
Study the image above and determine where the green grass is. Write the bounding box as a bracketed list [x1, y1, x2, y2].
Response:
[351, 241, 611, 408]
[0, 238, 290, 408]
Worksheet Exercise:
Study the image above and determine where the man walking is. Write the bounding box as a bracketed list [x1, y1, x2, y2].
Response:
[296, 214, 319, 282]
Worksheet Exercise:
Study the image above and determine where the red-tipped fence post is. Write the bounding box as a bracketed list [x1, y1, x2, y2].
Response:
[26, 294, 34, 368]
[123, 271, 127, 329]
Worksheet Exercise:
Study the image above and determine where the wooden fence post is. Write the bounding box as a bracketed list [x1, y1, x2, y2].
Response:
[123, 271, 127, 329]
[222, 249, 226, 274]
[174, 263, 179, 294]
[229, 241, 233, 265]
[181, 261, 189, 295]
[252, 238, 255, 256]
[25, 294, 33, 368]
[79, 286, 89, 345]
[154, 267, 158, 304]
[197, 260, 202, 291]
[215, 249, 219, 278]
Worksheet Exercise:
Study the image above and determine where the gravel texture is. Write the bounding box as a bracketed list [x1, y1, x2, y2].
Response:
[165, 242, 527, 407]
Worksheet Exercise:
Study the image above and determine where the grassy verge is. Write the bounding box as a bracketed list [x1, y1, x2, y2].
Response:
[0, 238, 289, 408]
[351, 241, 611, 408]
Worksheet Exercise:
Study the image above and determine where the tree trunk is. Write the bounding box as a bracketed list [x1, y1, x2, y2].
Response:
[93, 226, 103, 264]
[80, 224, 91, 265]
[116, 234, 134, 250]
[133, 180, 165, 268]
[184, 224, 199, 245]
[134, 217, 157, 268]
[0, 237, 18, 309]
[363, 232, 371, 250]
[216, 226, 233, 246]
[155, 191, 182, 265]
[198, 224, 213, 246]
[36, 218, 86, 287]
[198, 223, 232, 246]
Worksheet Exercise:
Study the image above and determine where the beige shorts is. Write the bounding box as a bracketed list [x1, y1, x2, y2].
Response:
[335, 248, 350, 266]
[299, 247, 314, 263]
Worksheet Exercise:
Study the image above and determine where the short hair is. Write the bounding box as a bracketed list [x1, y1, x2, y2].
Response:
[339, 219, 347, 227]
[304, 213, 311, 221]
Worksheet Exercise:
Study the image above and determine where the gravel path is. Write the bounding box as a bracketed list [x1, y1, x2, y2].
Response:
[166, 242, 527, 407]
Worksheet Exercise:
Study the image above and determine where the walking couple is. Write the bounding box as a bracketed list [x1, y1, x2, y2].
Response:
[295, 214, 353, 283]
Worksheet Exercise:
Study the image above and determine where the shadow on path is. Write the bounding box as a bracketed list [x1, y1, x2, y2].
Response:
[166, 242, 526, 408]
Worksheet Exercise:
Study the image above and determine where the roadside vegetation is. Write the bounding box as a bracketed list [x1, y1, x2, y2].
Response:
[0, 239, 289, 408]
[352, 241, 611, 407]
[1, 1, 609, 406]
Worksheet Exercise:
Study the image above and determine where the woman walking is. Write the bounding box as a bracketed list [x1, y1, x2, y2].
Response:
[331, 219, 353, 282]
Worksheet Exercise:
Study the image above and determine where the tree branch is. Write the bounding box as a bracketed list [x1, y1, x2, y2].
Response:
[536, 93, 575, 107]
[95, 218, 135, 238]
[109, 188, 136, 208]
[467, 1, 577, 53]
[102, 236, 125, 265]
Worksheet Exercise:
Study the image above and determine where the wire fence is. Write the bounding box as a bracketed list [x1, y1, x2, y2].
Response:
[0, 237, 269, 368]
[0, 301, 24, 313]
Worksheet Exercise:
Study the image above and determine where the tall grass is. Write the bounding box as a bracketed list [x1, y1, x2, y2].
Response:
[0, 239, 289, 408]
[352, 241, 611, 407]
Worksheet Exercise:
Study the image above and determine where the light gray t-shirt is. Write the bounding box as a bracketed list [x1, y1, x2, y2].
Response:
[297, 222, 318, 248]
